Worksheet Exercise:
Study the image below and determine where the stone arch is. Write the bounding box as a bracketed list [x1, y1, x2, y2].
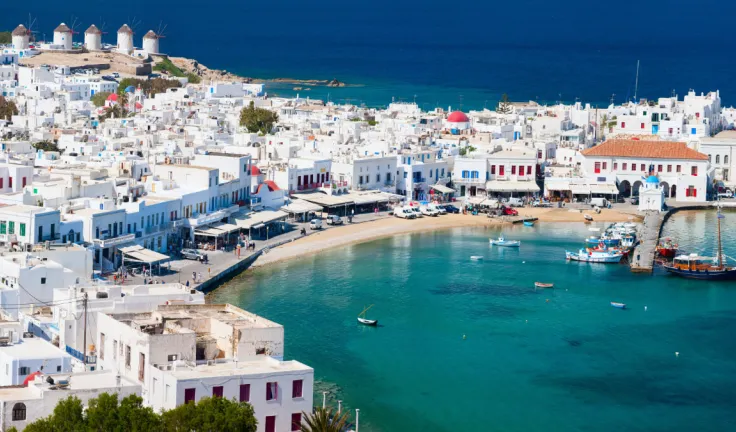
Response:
[632, 180, 643, 197]
[660, 181, 670, 198]
[618, 180, 632, 197]
[12, 402, 26, 421]
[671, 184, 677, 198]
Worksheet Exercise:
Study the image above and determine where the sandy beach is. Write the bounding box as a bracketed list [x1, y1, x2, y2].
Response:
[253, 207, 640, 268]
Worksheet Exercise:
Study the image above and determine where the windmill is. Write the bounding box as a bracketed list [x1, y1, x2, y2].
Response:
[68, 15, 83, 41]
[25, 13, 39, 43]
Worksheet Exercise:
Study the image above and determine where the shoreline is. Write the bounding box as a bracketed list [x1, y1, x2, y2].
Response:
[252, 207, 641, 269]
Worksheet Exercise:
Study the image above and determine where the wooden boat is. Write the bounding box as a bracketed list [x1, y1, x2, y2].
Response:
[470, 256, 484, 260]
[610, 302, 626, 309]
[357, 305, 378, 326]
[566, 249, 623, 263]
[489, 235, 520, 247]
[584, 214, 593, 222]
[534, 282, 554, 289]
[662, 209, 736, 280]
[523, 221, 535, 227]
[656, 237, 678, 258]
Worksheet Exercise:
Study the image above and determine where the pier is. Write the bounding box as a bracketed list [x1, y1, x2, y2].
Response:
[630, 211, 664, 273]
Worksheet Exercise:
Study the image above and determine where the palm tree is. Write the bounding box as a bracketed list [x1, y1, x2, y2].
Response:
[301, 407, 351, 432]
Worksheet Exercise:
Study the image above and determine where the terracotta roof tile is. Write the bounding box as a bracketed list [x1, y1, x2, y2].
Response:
[581, 139, 708, 161]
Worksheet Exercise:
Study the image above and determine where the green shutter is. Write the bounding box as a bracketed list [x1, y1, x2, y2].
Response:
[8, 222, 14, 234]
[19, 223, 25, 237]
[0, 222, 6, 234]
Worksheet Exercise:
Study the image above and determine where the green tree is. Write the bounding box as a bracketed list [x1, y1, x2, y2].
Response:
[23, 395, 85, 432]
[239, 101, 279, 134]
[91, 91, 112, 107]
[99, 104, 129, 121]
[496, 93, 512, 114]
[0, 95, 19, 121]
[300, 407, 351, 432]
[33, 140, 62, 153]
[161, 396, 257, 432]
[0, 32, 11, 44]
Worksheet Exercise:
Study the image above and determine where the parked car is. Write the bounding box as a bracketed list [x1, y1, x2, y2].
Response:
[181, 248, 205, 261]
[506, 197, 524, 207]
[429, 203, 447, 214]
[394, 208, 416, 219]
[326, 215, 343, 225]
[111, 72, 120, 78]
[630, 196, 639, 205]
[309, 219, 323, 230]
[443, 204, 460, 214]
[590, 197, 608, 208]
[532, 199, 552, 207]
[717, 191, 734, 199]
[406, 206, 423, 218]
[420, 206, 439, 216]
[501, 206, 519, 216]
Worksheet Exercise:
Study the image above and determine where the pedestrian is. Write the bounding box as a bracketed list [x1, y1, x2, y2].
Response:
[192, 271, 196, 282]
[237, 245, 241, 259]
[207, 267, 211, 279]
[186, 280, 190, 288]
[198, 271, 203, 282]
[143, 277, 147, 285]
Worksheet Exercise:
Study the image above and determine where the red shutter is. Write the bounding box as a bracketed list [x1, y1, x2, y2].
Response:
[602, 162, 607, 170]
[291, 413, 302, 431]
[594, 162, 601, 174]
[292, 379, 303, 398]
[622, 122, 626, 128]
[692, 166, 698, 176]
[499, 166, 504, 175]
[693, 188, 697, 197]
[240, 384, 250, 402]
[613, 163, 617, 171]
[491, 165, 495, 174]
[641, 123, 645, 129]
[184, 388, 196, 403]
[265, 416, 276, 432]
[526, 166, 532, 175]
[212, 386, 223, 398]
[511, 166, 516, 175]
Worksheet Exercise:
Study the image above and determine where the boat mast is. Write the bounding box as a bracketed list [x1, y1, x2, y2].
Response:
[633, 60, 640, 102]
[717, 208, 724, 269]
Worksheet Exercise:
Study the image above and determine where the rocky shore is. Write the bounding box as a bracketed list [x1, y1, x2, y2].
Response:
[168, 57, 348, 87]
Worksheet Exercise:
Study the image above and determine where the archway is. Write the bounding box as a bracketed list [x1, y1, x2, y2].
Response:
[632, 180, 643, 197]
[671, 184, 677, 198]
[12, 403, 26, 421]
[618, 180, 632, 197]
[660, 181, 670, 198]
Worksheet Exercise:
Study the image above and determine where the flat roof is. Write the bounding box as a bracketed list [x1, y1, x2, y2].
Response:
[0, 338, 71, 361]
[165, 357, 312, 381]
[0, 204, 58, 215]
[203, 152, 244, 158]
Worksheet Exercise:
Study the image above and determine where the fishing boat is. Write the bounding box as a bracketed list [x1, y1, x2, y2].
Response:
[470, 255, 484, 261]
[662, 209, 736, 280]
[534, 282, 554, 289]
[357, 305, 378, 326]
[656, 237, 678, 258]
[523, 220, 535, 227]
[610, 302, 626, 309]
[566, 249, 624, 263]
[489, 235, 520, 247]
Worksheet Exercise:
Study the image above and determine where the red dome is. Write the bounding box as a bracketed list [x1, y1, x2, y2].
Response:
[106, 93, 118, 102]
[447, 111, 469, 123]
[250, 165, 262, 176]
[24, 371, 42, 387]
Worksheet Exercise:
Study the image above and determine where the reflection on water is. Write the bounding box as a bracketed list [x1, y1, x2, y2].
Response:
[661, 210, 736, 258]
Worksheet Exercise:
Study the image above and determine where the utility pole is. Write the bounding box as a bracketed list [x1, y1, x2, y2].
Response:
[82, 292, 88, 367]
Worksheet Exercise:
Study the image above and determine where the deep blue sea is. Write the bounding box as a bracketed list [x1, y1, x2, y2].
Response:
[3, 0, 735, 109]
[212, 211, 736, 432]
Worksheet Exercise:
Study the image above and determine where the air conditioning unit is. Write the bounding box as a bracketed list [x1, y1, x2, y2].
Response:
[206, 360, 215, 366]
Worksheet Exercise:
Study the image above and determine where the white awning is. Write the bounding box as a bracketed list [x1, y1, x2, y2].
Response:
[120, 245, 169, 264]
[234, 210, 289, 230]
[570, 184, 591, 195]
[211, 222, 240, 234]
[281, 199, 322, 214]
[291, 192, 354, 207]
[546, 181, 570, 191]
[590, 183, 619, 194]
[485, 180, 540, 192]
[195, 226, 226, 237]
[430, 184, 455, 194]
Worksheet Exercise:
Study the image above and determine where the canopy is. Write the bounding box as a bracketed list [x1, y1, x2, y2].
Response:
[292, 192, 353, 207]
[430, 184, 455, 194]
[211, 222, 240, 234]
[234, 210, 288, 230]
[485, 180, 540, 193]
[546, 181, 570, 192]
[281, 199, 322, 215]
[120, 245, 169, 264]
[570, 184, 591, 195]
[590, 183, 619, 194]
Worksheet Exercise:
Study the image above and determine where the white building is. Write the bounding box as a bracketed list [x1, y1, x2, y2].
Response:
[84, 25, 102, 51]
[699, 130, 736, 190]
[0, 336, 72, 386]
[639, 175, 665, 211]
[117, 25, 134, 55]
[11, 25, 30, 51]
[142, 31, 160, 55]
[52, 24, 73, 51]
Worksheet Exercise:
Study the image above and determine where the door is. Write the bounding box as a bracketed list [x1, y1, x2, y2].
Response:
[184, 388, 195, 403]
[265, 416, 276, 432]
[499, 165, 505, 176]
[38, 226, 43, 241]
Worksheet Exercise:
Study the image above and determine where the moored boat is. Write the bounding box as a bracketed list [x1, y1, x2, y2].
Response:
[610, 302, 626, 309]
[566, 248, 623, 263]
[656, 237, 678, 258]
[489, 235, 520, 247]
[470, 255, 484, 261]
[534, 282, 554, 289]
[523, 220, 535, 227]
[357, 305, 378, 326]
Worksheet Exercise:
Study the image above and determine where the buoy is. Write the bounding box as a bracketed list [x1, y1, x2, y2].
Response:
[462, 334, 466, 340]
[525, 320, 528, 323]
[644, 306, 648, 311]
[522, 261, 526, 264]
[675, 352, 679, 357]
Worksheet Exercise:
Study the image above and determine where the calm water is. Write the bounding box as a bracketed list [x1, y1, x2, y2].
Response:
[3, 1, 735, 108]
[212, 210, 736, 432]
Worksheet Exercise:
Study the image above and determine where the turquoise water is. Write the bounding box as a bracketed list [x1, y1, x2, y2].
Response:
[212, 211, 736, 431]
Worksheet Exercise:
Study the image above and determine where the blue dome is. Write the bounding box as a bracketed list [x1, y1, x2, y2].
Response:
[124, 86, 136, 93]
[645, 175, 659, 184]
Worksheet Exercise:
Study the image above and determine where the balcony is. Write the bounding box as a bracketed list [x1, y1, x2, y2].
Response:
[94, 233, 136, 248]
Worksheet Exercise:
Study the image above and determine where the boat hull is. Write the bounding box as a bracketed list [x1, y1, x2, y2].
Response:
[566, 251, 623, 263]
[357, 317, 378, 326]
[523, 221, 535, 227]
[657, 248, 677, 258]
[490, 240, 520, 247]
[663, 266, 736, 280]
[610, 302, 626, 309]
[534, 282, 554, 289]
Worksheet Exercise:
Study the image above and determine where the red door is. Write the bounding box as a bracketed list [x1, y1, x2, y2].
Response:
[499, 166, 505, 176]
[265, 416, 276, 432]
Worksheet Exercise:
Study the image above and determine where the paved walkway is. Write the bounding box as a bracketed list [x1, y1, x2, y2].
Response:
[630, 211, 664, 273]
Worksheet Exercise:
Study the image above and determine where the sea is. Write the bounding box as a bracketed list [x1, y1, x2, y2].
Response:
[211, 210, 736, 432]
[2, 0, 736, 109]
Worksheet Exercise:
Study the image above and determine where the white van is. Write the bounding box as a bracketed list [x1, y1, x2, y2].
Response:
[506, 197, 523, 207]
[394, 208, 415, 219]
[309, 219, 323, 229]
[590, 197, 608, 208]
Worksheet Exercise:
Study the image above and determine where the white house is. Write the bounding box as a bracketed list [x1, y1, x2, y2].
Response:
[0, 336, 72, 386]
[699, 130, 736, 190]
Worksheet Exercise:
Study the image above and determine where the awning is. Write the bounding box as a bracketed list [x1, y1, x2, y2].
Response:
[195, 226, 226, 237]
[485, 180, 540, 193]
[291, 192, 354, 207]
[466, 196, 485, 205]
[234, 210, 289, 230]
[211, 222, 240, 234]
[570, 184, 591, 195]
[120, 245, 169, 264]
[281, 199, 322, 214]
[344, 191, 394, 205]
[590, 183, 619, 194]
[430, 184, 455, 194]
[546, 181, 570, 192]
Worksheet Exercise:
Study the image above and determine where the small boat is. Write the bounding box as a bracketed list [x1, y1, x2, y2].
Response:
[523, 221, 535, 227]
[470, 255, 484, 261]
[357, 305, 378, 326]
[566, 249, 623, 263]
[489, 235, 520, 247]
[610, 302, 626, 309]
[584, 214, 594, 222]
[534, 282, 554, 289]
[656, 237, 678, 258]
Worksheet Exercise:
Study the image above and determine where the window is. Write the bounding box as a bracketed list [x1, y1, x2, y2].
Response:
[113, 340, 117, 360]
[640, 164, 645, 171]
[291, 413, 302, 431]
[511, 166, 516, 175]
[376, 174, 381, 182]
[8, 177, 11, 188]
[640, 123, 645, 129]
[100, 333, 105, 360]
[499, 165, 505, 176]
[526, 166, 532, 175]
[212, 386, 223, 398]
[266, 382, 278, 401]
[658, 165, 662, 172]
[602, 162, 607, 170]
[623, 163, 627, 171]
[8, 221, 14, 234]
[0, 221, 5, 234]
[691, 166, 698, 176]
[621, 122, 626, 128]
[676, 165, 681, 173]
[686, 186, 697, 197]
[125, 345, 131, 368]
[265, 416, 276, 432]
[716, 155, 721, 164]
[613, 163, 617, 171]
[594, 162, 601, 174]
[56, 365, 61, 372]
[139, 353, 145, 381]
[708, 154, 712, 162]
[292, 379, 303, 398]
[184, 388, 196, 403]
[19, 223, 25, 237]
[240, 384, 251, 402]
[18, 367, 30, 376]
[12, 403, 25, 421]
[490, 165, 496, 175]
[667, 165, 672, 172]
[726, 156, 730, 164]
